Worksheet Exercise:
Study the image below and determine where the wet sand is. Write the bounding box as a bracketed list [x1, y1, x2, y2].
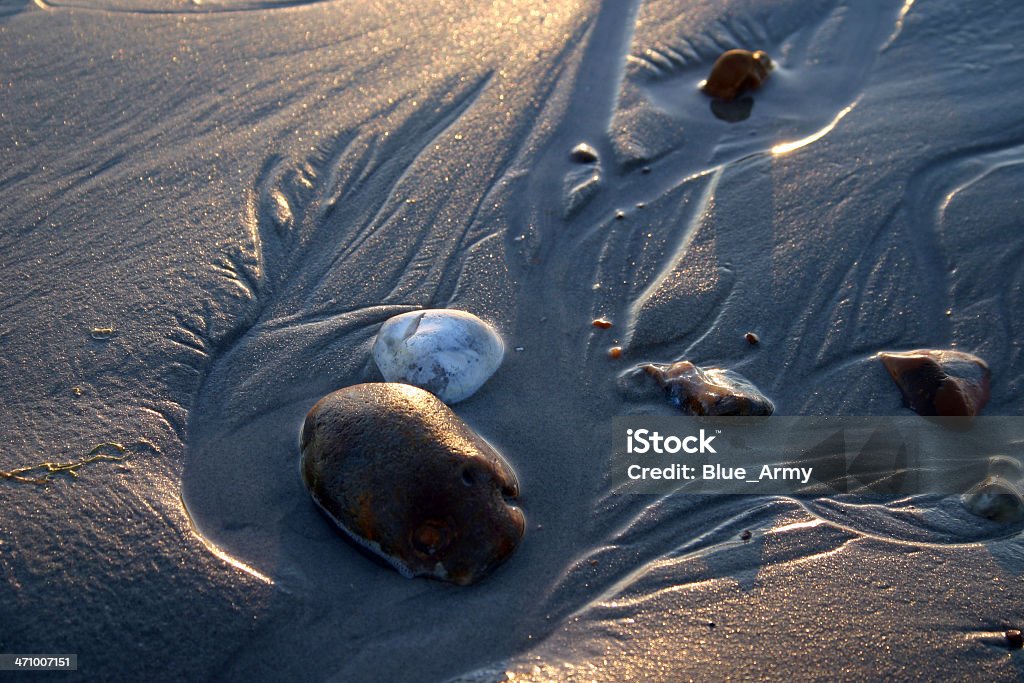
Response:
[1, 0, 1023, 680]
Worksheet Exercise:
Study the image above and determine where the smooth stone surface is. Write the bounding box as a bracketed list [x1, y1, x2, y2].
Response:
[372, 309, 505, 404]
[299, 383, 525, 585]
[630, 360, 775, 416]
[700, 49, 773, 101]
[961, 475, 1024, 523]
[878, 349, 991, 417]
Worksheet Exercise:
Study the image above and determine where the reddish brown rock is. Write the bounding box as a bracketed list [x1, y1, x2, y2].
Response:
[878, 349, 990, 417]
[701, 49, 773, 101]
[640, 361, 774, 416]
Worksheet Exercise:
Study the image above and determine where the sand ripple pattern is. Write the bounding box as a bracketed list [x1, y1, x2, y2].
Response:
[163, 0, 1024, 679]
[500, 0, 1024, 667]
[800, 142, 1024, 543]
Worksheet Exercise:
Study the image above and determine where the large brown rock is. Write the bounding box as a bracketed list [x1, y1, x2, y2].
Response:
[300, 383, 525, 585]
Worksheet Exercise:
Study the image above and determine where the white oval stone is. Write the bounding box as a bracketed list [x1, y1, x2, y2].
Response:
[372, 309, 504, 404]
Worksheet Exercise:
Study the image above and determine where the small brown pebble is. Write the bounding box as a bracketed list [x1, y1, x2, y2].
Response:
[702, 49, 773, 101]
[592, 318, 613, 329]
[745, 332, 759, 345]
[609, 346, 622, 359]
[1007, 629, 1023, 649]
[740, 530, 752, 541]
[589, 559, 599, 566]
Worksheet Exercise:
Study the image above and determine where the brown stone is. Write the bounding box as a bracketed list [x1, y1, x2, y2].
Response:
[878, 349, 990, 417]
[640, 361, 774, 416]
[701, 49, 773, 101]
[300, 383, 525, 585]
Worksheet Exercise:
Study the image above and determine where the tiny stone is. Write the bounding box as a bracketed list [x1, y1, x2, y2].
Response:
[641, 166, 652, 174]
[1006, 630, 1023, 649]
[740, 530, 752, 541]
[569, 143, 599, 164]
[609, 346, 623, 359]
[592, 318, 613, 329]
[615, 210, 626, 219]
[745, 332, 759, 345]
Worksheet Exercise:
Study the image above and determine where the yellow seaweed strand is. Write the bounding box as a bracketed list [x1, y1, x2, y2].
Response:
[0, 442, 129, 485]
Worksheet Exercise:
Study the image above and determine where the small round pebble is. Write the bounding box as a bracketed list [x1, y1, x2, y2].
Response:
[701, 49, 773, 101]
[570, 143, 599, 164]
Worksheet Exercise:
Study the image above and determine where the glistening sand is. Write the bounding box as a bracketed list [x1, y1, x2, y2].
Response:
[1, 0, 1022, 680]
